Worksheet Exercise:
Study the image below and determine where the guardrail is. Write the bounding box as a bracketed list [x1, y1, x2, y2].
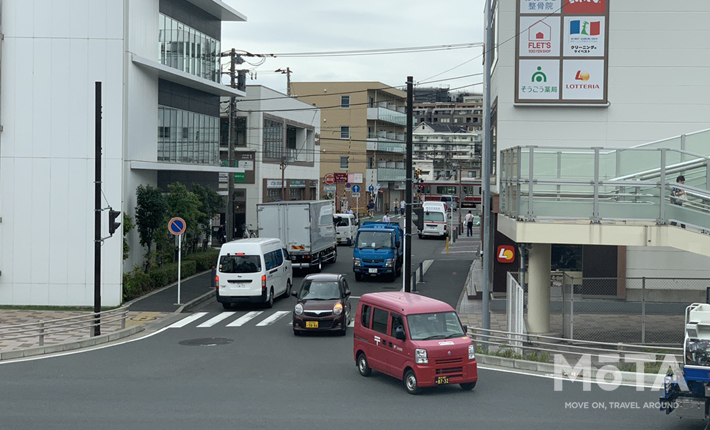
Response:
[470, 326, 683, 368]
[0, 307, 130, 346]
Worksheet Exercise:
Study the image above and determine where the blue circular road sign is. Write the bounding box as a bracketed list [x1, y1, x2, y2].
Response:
[168, 217, 187, 235]
[368, 185, 374, 192]
[352, 185, 361, 193]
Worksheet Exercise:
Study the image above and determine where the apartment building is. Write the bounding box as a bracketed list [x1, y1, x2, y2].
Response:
[290, 82, 407, 214]
[0, 0, 246, 306]
[412, 123, 481, 181]
[413, 95, 483, 132]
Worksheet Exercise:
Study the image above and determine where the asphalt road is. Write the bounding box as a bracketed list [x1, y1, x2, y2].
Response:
[0, 233, 701, 430]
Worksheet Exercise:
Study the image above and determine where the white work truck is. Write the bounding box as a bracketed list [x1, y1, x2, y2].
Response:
[257, 201, 338, 272]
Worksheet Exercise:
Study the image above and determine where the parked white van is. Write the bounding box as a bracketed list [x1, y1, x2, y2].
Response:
[419, 202, 448, 239]
[334, 213, 357, 246]
[215, 238, 293, 309]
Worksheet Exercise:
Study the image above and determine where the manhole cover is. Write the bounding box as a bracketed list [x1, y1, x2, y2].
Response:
[179, 337, 234, 347]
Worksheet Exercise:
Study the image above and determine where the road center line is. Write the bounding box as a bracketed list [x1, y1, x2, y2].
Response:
[226, 311, 263, 327]
[255, 311, 290, 326]
[197, 312, 236, 328]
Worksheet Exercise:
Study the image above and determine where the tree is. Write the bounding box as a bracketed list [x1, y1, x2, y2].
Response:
[122, 213, 135, 261]
[165, 182, 203, 254]
[135, 184, 168, 271]
[192, 183, 223, 249]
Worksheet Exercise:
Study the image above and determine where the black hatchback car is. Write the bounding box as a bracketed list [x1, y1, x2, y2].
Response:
[292, 273, 351, 336]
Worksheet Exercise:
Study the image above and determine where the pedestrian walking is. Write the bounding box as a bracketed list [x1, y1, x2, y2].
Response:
[465, 211, 474, 237]
[382, 211, 391, 223]
[368, 199, 375, 218]
[394, 198, 399, 215]
[400, 199, 405, 215]
[670, 175, 686, 229]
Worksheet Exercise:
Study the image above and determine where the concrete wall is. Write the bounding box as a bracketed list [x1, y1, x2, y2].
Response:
[0, 0, 125, 305]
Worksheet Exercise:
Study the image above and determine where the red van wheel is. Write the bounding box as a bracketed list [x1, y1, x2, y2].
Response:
[460, 382, 476, 390]
[404, 369, 421, 395]
[357, 353, 371, 377]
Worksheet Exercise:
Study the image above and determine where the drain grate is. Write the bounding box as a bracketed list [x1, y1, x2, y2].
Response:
[179, 337, 234, 347]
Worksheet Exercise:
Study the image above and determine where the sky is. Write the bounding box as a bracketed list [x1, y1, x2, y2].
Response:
[221, 0, 486, 95]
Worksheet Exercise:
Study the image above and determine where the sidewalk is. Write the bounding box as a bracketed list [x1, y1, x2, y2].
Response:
[0, 271, 215, 357]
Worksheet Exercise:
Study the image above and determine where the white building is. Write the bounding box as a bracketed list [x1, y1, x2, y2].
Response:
[219, 85, 321, 235]
[0, 0, 246, 306]
[412, 122, 481, 181]
[487, 0, 710, 334]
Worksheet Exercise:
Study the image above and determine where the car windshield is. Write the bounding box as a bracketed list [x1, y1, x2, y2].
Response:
[298, 281, 341, 300]
[356, 231, 392, 249]
[423, 211, 445, 222]
[406, 312, 465, 340]
[219, 255, 261, 273]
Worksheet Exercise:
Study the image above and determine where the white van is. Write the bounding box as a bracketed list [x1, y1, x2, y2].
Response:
[419, 202, 448, 239]
[333, 213, 357, 246]
[215, 238, 293, 309]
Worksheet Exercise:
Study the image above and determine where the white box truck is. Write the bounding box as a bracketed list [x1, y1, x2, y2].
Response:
[257, 201, 338, 272]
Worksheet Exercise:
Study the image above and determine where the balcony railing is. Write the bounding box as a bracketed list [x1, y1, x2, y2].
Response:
[377, 167, 406, 182]
[499, 131, 710, 231]
[367, 106, 407, 126]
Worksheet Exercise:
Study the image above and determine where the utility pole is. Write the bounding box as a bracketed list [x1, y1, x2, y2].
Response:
[482, 0, 494, 339]
[226, 48, 237, 241]
[275, 67, 292, 96]
[404, 76, 414, 293]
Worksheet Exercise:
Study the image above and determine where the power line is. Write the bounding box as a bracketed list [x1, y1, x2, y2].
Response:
[245, 43, 483, 58]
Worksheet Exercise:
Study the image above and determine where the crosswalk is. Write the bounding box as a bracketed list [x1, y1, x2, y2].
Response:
[167, 310, 355, 329]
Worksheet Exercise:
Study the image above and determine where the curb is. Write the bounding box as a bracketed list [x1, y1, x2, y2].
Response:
[177, 290, 216, 313]
[0, 326, 144, 361]
[476, 353, 661, 386]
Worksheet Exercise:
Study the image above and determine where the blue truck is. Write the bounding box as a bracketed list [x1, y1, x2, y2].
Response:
[352, 222, 403, 282]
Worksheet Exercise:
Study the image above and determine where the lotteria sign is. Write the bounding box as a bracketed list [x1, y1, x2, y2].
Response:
[497, 245, 516, 264]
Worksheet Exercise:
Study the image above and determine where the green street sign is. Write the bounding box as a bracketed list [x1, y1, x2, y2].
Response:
[234, 172, 246, 182]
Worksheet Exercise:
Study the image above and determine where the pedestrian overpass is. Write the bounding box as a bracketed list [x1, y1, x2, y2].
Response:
[497, 128, 710, 333]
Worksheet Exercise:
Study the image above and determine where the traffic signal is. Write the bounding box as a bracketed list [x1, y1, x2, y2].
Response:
[413, 168, 419, 180]
[108, 209, 121, 236]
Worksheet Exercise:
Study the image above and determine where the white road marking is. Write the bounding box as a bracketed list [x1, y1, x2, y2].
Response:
[167, 312, 208, 328]
[226, 311, 263, 327]
[255, 311, 290, 326]
[197, 312, 236, 328]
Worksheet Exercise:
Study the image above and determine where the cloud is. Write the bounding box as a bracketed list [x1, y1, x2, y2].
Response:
[222, 0, 485, 94]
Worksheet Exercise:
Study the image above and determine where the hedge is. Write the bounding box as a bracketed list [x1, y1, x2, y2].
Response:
[123, 249, 218, 302]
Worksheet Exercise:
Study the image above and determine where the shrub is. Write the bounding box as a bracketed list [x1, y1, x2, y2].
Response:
[184, 249, 219, 272]
[123, 265, 152, 302]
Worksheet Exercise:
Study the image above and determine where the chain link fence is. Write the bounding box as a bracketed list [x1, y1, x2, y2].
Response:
[561, 275, 710, 345]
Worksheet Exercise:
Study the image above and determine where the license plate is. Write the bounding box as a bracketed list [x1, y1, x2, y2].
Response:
[306, 321, 318, 328]
[435, 376, 449, 385]
[368, 268, 378, 274]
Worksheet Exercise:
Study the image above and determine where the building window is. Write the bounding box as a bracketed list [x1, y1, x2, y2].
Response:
[340, 126, 350, 139]
[158, 106, 219, 165]
[286, 126, 297, 149]
[441, 118, 450, 123]
[341, 95, 350, 108]
[340, 156, 349, 169]
[264, 119, 283, 159]
[158, 14, 220, 83]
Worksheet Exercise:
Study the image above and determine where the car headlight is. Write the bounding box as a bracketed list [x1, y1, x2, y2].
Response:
[385, 258, 394, 267]
[294, 303, 303, 315]
[415, 348, 428, 364]
[333, 302, 343, 315]
[353, 258, 361, 267]
[468, 344, 476, 360]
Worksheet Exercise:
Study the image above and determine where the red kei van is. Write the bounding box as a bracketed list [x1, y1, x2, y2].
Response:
[353, 292, 478, 394]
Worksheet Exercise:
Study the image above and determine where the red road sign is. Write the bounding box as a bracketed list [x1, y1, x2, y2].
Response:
[168, 217, 187, 236]
[334, 173, 348, 183]
[324, 173, 335, 185]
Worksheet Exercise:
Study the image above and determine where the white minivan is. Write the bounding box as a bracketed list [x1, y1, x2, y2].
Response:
[333, 213, 357, 246]
[215, 238, 293, 309]
[419, 202, 448, 239]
